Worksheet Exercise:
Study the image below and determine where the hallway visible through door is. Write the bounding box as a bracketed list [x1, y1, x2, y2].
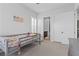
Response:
[43, 17, 50, 40]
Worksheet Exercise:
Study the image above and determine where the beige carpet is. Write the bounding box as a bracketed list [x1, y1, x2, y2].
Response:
[21, 40, 68, 56]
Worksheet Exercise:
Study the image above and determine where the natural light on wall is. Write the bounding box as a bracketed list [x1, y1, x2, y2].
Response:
[31, 17, 37, 33]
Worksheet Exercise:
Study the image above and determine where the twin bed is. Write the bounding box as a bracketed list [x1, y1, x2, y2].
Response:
[0, 33, 41, 56]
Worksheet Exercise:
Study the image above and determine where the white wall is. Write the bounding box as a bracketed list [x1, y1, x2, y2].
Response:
[37, 4, 76, 44]
[54, 11, 74, 44]
[37, 16, 44, 40]
[0, 3, 37, 35]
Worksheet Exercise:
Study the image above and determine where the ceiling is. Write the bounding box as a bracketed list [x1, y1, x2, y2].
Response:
[23, 3, 75, 14]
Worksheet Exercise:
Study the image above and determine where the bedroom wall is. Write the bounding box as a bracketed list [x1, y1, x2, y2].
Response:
[54, 11, 74, 44]
[37, 4, 76, 44]
[0, 3, 37, 35]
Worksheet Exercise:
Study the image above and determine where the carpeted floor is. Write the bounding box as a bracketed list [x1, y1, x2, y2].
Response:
[21, 40, 68, 56]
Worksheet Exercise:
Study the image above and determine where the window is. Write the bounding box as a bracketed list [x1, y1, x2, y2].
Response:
[31, 17, 37, 33]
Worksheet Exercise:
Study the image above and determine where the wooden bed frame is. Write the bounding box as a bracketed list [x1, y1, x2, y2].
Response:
[0, 33, 41, 56]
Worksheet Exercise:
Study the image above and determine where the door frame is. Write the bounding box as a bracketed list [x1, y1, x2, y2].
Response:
[43, 17, 50, 40]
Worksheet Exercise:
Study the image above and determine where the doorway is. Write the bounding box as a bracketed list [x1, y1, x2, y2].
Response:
[43, 17, 50, 40]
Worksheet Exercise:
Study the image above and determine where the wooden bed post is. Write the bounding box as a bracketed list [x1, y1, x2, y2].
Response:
[4, 39, 8, 56]
[17, 38, 21, 55]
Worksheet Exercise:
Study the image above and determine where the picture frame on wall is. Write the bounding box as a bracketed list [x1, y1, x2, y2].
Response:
[13, 16, 24, 23]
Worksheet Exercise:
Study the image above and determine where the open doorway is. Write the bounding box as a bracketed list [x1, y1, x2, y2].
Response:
[43, 17, 50, 40]
[77, 20, 79, 38]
